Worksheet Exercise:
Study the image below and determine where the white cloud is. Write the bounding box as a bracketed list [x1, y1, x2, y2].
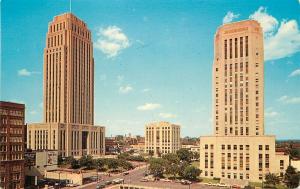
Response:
[223, 11, 239, 24]
[278, 95, 300, 104]
[249, 7, 300, 61]
[39, 102, 43, 109]
[289, 69, 300, 77]
[159, 113, 177, 118]
[94, 26, 130, 58]
[249, 7, 278, 35]
[265, 108, 279, 118]
[142, 88, 150, 92]
[18, 68, 40, 76]
[29, 110, 37, 115]
[137, 103, 161, 111]
[119, 85, 133, 94]
[117, 75, 124, 84]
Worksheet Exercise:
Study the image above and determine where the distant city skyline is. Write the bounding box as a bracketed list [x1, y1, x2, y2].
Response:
[2, 0, 300, 139]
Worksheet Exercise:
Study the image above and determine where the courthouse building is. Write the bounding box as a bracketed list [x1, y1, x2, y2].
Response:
[145, 122, 181, 156]
[199, 20, 289, 182]
[0, 101, 25, 189]
[27, 13, 105, 157]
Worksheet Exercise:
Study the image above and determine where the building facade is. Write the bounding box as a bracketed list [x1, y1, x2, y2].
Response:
[145, 122, 181, 156]
[25, 150, 58, 186]
[27, 13, 105, 157]
[0, 101, 25, 189]
[199, 20, 288, 182]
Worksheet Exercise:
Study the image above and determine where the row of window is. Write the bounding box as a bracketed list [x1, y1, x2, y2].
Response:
[49, 21, 90, 39]
[204, 171, 250, 180]
[0, 109, 23, 117]
[1, 118, 23, 126]
[224, 36, 248, 60]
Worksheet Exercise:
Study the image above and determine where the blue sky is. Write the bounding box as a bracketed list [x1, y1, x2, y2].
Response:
[1, 0, 300, 139]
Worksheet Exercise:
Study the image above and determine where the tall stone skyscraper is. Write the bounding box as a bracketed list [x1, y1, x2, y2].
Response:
[43, 13, 94, 125]
[27, 13, 105, 157]
[199, 20, 288, 182]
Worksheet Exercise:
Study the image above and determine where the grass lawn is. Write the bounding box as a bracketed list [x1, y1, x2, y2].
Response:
[199, 177, 220, 184]
[249, 182, 288, 189]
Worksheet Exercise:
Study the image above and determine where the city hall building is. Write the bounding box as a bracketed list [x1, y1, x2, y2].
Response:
[199, 20, 288, 182]
[145, 121, 181, 156]
[27, 13, 105, 157]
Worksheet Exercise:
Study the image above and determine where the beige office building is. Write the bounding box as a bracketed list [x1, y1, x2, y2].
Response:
[27, 13, 105, 157]
[199, 20, 288, 182]
[145, 122, 181, 156]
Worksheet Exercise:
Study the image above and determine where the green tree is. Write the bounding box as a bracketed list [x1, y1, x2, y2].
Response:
[178, 161, 189, 177]
[96, 159, 105, 171]
[265, 173, 280, 187]
[79, 155, 95, 170]
[118, 152, 130, 160]
[193, 152, 200, 161]
[284, 166, 300, 188]
[176, 148, 193, 163]
[149, 158, 165, 178]
[57, 155, 63, 165]
[107, 159, 119, 170]
[70, 158, 80, 169]
[182, 165, 202, 181]
[118, 159, 134, 170]
[162, 153, 180, 177]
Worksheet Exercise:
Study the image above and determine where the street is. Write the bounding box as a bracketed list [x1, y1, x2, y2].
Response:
[69, 166, 227, 189]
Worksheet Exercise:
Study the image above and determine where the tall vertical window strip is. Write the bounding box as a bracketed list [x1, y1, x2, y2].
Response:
[240, 37, 243, 57]
[246, 36, 248, 57]
[235, 38, 238, 58]
[229, 39, 232, 59]
[224, 40, 227, 60]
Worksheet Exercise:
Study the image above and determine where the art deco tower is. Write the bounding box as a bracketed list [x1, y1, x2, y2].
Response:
[212, 20, 264, 137]
[27, 13, 105, 157]
[199, 20, 288, 183]
[44, 13, 94, 125]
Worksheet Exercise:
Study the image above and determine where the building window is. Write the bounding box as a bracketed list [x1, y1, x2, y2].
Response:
[245, 36, 248, 57]
[235, 38, 238, 58]
[265, 145, 269, 150]
[225, 40, 227, 60]
[229, 39, 232, 59]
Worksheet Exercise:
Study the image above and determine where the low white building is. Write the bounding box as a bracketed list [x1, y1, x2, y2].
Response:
[145, 122, 181, 157]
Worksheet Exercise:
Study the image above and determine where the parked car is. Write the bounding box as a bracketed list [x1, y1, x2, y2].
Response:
[105, 180, 112, 185]
[181, 180, 192, 185]
[123, 172, 129, 175]
[140, 178, 148, 182]
[112, 178, 124, 184]
[161, 178, 172, 182]
[96, 184, 105, 189]
[218, 183, 228, 187]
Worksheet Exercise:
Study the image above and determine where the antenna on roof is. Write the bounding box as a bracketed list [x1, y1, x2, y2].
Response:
[69, 0, 72, 13]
